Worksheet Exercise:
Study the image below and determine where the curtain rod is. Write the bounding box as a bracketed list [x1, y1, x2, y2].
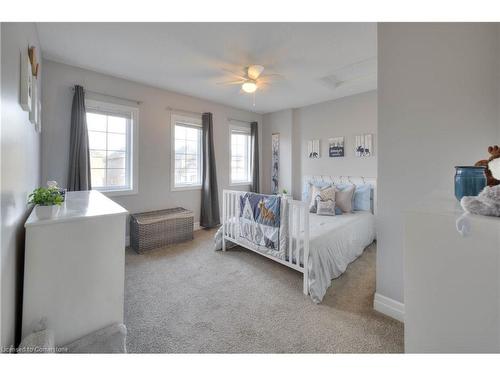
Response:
[71, 87, 142, 105]
[166, 106, 203, 117]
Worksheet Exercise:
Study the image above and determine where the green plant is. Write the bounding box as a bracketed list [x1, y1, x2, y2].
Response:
[28, 187, 64, 206]
[282, 189, 288, 194]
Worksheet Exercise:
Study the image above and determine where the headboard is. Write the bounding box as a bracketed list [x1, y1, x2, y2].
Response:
[302, 175, 377, 214]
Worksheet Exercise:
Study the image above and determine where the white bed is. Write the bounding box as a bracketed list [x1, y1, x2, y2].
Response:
[307, 211, 375, 303]
[218, 175, 376, 303]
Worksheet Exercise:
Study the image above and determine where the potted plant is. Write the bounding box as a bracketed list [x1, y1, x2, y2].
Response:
[28, 187, 64, 219]
[281, 189, 293, 199]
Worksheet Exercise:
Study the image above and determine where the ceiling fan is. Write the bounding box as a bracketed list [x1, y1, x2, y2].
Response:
[218, 65, 283, 105]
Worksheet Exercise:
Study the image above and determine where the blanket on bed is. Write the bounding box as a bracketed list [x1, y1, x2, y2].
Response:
[239, 193, 281, 250]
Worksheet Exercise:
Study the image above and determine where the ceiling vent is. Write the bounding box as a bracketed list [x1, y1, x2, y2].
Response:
[320, 57, 377, 90]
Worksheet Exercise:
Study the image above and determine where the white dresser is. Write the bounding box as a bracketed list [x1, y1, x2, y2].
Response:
[23, 190, 128, 346]
[405, 192, 500, 353]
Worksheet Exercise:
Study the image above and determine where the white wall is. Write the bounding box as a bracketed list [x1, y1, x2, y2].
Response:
[377, 23, 499, 305]
[262, 91, 377, 199]
[261, 109, 293, 194]
[1, 23, 42, 348]
[41, 60, 262, 225]
[294, 91, 377, 197]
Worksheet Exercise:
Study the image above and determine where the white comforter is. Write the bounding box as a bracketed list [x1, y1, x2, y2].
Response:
[214, 211, 375, 303]
[307, 211, 375, 303]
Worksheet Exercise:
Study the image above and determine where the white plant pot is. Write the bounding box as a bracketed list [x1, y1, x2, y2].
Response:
[35, 204, 60, 219]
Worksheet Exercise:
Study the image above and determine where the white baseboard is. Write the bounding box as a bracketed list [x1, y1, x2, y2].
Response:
[374, 293, 405, 322]
[125, 221, 201, 248]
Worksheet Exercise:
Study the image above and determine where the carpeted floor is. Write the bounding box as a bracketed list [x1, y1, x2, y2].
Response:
[124, 228, 404, 353]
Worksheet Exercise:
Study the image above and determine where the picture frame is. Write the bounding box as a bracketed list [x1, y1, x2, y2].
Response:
[35, 99, 42, 132]
[29, 79, 38, 124]
[355, 133, 373, 157]
[20, 50, 33, 112]
[271, 133, 280, 194]
[308, 139, 320, 159]
[329, 137, 345, 157]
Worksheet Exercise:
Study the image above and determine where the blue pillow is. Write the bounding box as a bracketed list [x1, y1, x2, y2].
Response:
[353, 184, 371, 211]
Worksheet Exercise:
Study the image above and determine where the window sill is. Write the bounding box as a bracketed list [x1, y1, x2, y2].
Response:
[171, 185, 202, 192]
[230, 182, 252, 187]
[98, 188, 138, 197]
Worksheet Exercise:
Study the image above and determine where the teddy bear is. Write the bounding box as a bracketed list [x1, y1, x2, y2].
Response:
[474, 145, 500, 186]
[461, 145, 500, 217]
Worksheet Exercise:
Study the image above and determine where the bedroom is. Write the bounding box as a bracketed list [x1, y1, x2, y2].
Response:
[2, 2, 500, 370]
[4, 22, 383, 353]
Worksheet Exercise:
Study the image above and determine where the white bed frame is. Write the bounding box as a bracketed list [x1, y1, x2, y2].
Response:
[221, 175, 376, 297]
[222, 190, 310, 295]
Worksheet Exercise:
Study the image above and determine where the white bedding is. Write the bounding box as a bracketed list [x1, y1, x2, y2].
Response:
[214, 211, 375, 303]
[307, 211, 375, 303]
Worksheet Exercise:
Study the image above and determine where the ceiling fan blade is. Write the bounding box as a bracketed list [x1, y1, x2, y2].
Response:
[216, 80, 245, 85]
[259, 73, 285, 81]
[221, 68, 247, 80]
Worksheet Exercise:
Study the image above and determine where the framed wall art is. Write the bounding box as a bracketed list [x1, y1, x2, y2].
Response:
[20, 50, 33, 112]
[307, 139, 320, 159]
[271, 133, 280, 194]
[29, 79, 38, 124]
[329, 137, 345, 157]
[355, 133, 373, 157]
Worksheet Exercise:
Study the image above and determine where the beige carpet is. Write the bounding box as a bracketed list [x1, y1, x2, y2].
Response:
[124, 228, 403, 353]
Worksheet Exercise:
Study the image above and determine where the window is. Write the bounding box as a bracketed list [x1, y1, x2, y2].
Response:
[230, 126, 252, 185]
[86, 99, 138, 195]
[171, 114, 203, 190]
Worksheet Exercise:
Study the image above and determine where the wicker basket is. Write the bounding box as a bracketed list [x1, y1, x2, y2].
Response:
[130, 207, 194, 254]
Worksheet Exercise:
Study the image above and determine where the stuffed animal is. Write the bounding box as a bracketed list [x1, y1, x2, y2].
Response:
[475, 145, 500, 186]
[461, 185, 500, 217]
[462, 145, 500, 217]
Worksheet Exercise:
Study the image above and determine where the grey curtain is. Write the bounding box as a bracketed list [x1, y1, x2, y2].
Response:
[67, 85, 91, 191]
[250, 121, 260, 193]
[200, 112, 220, 228]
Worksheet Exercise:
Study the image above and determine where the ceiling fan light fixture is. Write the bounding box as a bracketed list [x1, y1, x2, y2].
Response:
[242, 81, 257, 93]
[247, 65, 265, 80]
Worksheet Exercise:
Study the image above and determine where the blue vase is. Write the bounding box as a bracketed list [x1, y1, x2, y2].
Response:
[454, 166, 487, 201]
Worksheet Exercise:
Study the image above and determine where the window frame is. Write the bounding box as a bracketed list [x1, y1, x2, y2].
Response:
[229, 124, 253, 186]
[85, 99, 139, 197]
[170, 113, 203, 191]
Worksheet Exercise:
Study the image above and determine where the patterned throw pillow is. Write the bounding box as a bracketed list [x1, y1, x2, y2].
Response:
[316, 199, 336, 216]
[309, 185, 322, 212]
[309, 185, 336, 213]
[320, 186, 336, 201]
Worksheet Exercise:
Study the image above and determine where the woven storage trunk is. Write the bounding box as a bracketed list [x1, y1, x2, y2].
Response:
[130, 207, 194, 253]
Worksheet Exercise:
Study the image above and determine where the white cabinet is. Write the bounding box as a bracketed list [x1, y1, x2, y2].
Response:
[405, 192, 500, 353]
[22, 190, 128, 346]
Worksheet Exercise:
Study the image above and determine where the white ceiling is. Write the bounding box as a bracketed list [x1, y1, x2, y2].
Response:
[36, 23, 377, 114]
